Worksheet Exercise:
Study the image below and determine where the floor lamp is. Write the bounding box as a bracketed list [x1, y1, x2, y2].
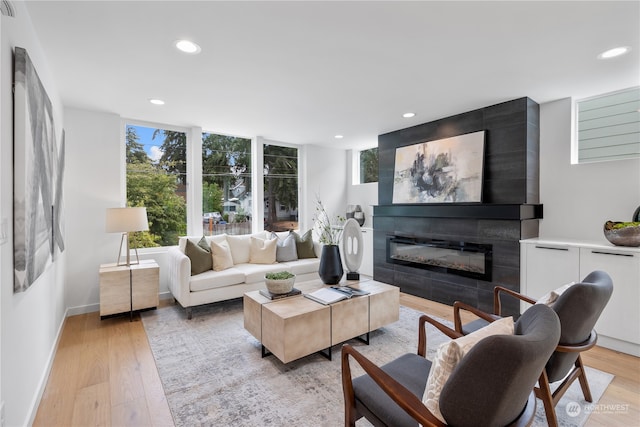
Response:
[105, 207, 149, 266]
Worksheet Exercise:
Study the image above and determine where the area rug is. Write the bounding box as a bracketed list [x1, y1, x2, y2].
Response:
[141, 300, 613, 427]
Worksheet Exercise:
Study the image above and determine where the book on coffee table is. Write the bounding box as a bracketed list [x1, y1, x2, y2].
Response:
[330, 286, 370, 297]
[304, 287, 350, 305]
[259, 288, 302, 300]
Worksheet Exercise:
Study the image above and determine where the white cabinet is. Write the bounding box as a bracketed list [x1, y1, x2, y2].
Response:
[579, 247, 640, 349]
[521, 243, 580, 297]
[521, 238, 640, 356]
[360, 227, 374, 277]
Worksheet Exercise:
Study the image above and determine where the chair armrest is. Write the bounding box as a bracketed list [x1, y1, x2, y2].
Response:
[493, 286, 536, 316]
[418, 314, 462, 357]
[556, 330, 598, 353]
[452, 301, 500, 333]
[341, 345, 446, 427]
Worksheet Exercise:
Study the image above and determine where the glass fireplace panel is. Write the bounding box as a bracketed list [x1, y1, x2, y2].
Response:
[387, 236, 492, 281]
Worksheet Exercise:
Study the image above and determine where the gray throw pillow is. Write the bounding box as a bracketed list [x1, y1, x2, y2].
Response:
[185, 238, 213, 275]
[292, 230, 316, 259]
[197, 236, 211, 253]
[271, 232, 298, 262]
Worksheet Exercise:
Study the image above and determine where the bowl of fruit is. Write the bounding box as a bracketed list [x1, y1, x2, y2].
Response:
[603, 221, 640, 247]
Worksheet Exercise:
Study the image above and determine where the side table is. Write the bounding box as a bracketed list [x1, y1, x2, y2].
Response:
[99, 259, 159, 320]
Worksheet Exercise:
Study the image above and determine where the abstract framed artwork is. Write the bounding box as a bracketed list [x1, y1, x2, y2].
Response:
[14, 47, 65, 293]
[392, 130, 485, 204]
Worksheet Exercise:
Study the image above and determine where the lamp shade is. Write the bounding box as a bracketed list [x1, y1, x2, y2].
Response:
[105, 207, 149, 233]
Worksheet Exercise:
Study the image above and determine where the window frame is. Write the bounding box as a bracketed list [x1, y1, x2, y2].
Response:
[572, 86, 640, 164]
[353, 146, 379, 185]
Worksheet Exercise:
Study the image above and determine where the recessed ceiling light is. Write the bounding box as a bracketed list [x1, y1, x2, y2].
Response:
[175, 40, 201, 54]
[403, 112, 416, 118]
[334, 135, 344, 139]
[149, 99, 165, 105]
[597, 46, 630, 59]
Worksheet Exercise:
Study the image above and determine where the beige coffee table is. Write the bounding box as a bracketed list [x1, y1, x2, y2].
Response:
[243, 278, 399, 363]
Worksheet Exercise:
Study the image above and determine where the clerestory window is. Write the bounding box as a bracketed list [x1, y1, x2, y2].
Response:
[574, 87, 640, 164]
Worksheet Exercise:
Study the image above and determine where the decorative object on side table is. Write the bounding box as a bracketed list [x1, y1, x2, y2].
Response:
[315, 195, 345, 284]
[342, 218, 364, 280]
[346, 204, 365, 226]
[265, 271, 296, 294]
[633, 205, 640, 222]
[603, 221, 640, 247]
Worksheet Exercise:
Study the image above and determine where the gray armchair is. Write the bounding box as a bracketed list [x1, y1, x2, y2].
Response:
[341, 304, 561, 427]
[453, 270, 613, 427]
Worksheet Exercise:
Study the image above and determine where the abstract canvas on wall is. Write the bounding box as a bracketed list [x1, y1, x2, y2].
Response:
[14, 47, 65, 293]
[392, 130, 485, 204]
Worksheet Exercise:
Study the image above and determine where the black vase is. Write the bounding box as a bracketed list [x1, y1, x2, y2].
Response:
[319, 245, 344, 284]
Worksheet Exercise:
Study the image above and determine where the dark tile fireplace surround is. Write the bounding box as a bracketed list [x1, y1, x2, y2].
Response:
[373, 98, 542, 317]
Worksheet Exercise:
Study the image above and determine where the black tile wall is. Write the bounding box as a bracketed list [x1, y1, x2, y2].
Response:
[373, 97, 541, 317]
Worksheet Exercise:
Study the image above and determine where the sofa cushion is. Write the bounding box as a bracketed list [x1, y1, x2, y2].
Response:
[292, 230, 316, 259]
[211, 241, 234, 271]
[271, 232, 298, 262]
[189, 268, 246, 292]
[423, 316, 514, 423]
[249, 237, 277, 264]
[197, 236, 211, 252]
[179, 234, 227, 252]
[185, 239, 212, 275]
[227, 232, 267, 264]
[281, 258, 321, 276]
[233, 263, 289, 284]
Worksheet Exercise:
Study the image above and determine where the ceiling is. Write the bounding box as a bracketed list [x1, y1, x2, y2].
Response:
[24, 1, 640, 150]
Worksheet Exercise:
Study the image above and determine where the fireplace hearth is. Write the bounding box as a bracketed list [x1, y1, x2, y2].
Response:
[387, 235, 492, 281]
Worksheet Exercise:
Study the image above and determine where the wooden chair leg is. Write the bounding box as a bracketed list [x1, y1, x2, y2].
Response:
[342, 346, 359, 427]
[536, 371, 559, 427]
[575, 355, 593, 402]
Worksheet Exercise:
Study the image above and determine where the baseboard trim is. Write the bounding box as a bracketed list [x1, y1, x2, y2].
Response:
[26, 307, 70, 426]
[67, 291, 173, 317]
[597, 335, 640, 357]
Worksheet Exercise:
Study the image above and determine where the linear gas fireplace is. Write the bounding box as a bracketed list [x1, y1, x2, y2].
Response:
[387, 235, 493, 281]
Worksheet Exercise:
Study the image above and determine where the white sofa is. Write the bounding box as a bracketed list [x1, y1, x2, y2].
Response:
[167, 231, 321, 318]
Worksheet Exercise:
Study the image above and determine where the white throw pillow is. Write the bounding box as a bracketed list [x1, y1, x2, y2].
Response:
[227, 233, 267, 264]
[423, 316, 514, 424]
[226, 235, 252, 264]
[249, 237, 277, 264]
[211, 241, 234, 271]
[536, 282, 575, 306]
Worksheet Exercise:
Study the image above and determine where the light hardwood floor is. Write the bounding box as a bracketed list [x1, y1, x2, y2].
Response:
[34, 295, 640, 426]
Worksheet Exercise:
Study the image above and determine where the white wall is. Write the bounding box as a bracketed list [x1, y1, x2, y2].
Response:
[63, 108, 123, 313]
[539, 98, 640, 243]
[299, 144, 348, 233]
[346, 149, 378, 228]
[1, 4, 67, 426]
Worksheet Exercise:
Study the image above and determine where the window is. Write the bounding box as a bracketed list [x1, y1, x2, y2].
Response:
[359, 147, 378, 183]
[263, 144, 298, 232]
[125, 124, 187, 247]
[575, 87, 640, 163]
[202, 132, 252, 236]
[125, 123, 302, 243]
